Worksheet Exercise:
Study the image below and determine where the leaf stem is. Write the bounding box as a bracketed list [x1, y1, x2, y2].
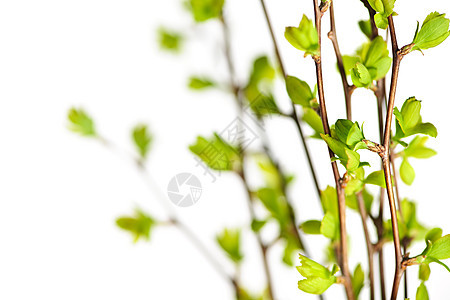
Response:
[312, 1, 354, 299]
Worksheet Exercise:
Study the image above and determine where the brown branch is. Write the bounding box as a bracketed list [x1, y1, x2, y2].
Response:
[356, 192, 375, 300]
[328, 2, 355, 120]
[312, 1, 354, 299]
[259, 0, 322, 199]
[382, 15, 406, 300]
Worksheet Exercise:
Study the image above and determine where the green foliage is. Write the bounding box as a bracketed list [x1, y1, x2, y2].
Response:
[426, 234, 450, 260]
[367, 0, 396, 29]
[189, 133, 241, 171]
[419, 263, 431, 282]
[349, 37, 392, 88]
[300, 220, 322, 235]
[320, 121, 367, 172]
[297, 254, 339, 294]
[416, 282, 429, 300]
[244, 56, 279, 117]
[116, 209, 156, 243]
[365, 170, 387, 188]
[188, 76, 216, 90]
[157, 27, 183, 52]
[412, 12, 450, 52]
[351, 264, 365, 299]
[320, 186, 340, 240]
[285, 15, 319, 56]
[384, 199, 427, 242]
[358, 19, 373, 39]
[132, 124, 152, 160]
[185, 0, 224, 22]
[403, 136, 437, 159]
[216, 228, 244, 263]
[302, 108, 324, 138]
[285, 75, 316, 108]
[399, 158, 415, 185]
[67, 108, 96, 137]
[394, 97, 438, 139]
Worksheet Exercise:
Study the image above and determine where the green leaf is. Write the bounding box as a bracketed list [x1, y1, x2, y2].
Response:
[320, 134, 348, 158]
[419, 263, 431, 282]
[300, 220, 322, 235]
[368, 0, 396, 29]
[427, 234, 450, 260]
[412, 12, 450, 51]
[251, 219, 267, 233]
[257, 188, 289, 227]
[394, 97, 438, 139]
[286, 76, 315, 107]
[351, 62, 372, 87]
[297, 254, 338, 294]
[116, 209, 156, 243]
[416, 282, 429, 300]
[404, 136, 437, 159]
[320, 212, 338, 240]
[188, 76, 215, 90]
[400, 158, 415, 185]
[408, 123, 438, 138]
[365, 170, 387, 188]
[189, 133, 240, 171]
[363, 36, 391, 80]
[67, 108, 96, 136]
[424, 256, 450, 272]
[351, 264, 365, 299]
[358, 19, 373, 39]
[185, 0, 224, 22]
[248, 93, 280, 117]
[321, 186, 338, 219]
[401, 98, 422, 130]
[425, 228, 443, 244]
[335, 119, 364, 148]
[216, 228, 243, 263]
[132, 124, 152, 159]
[248, 56, 276, 86]
[303, 108, 324, 136]
[342, 55, 361, 76]
[157, 27, 183, 52]
[285, 15, 319, 56]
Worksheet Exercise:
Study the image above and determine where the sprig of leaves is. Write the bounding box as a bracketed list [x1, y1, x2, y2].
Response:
[116, 209, 156, 243]
[285, 15, 319, 57]
[67, 108, 96, 137]
[367, 0, 396, 29]
[412, 12, 450, 52]
[297, 254, 339, 294]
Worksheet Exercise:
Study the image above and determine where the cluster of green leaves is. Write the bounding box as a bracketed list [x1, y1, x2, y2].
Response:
[67, 108, 96, 137]
[285, 15, 319, 57]
[189, 133, 241, 172]
[412, 12, 450, 52]
[296, 254, 339, 294]
[116, 209, 157, 243]
[320, 119, 369, 172]
[158, 27, 183, 52]
[367, 0, 396, 29]
[185, 0, 224, 23]
[343, 37, 391, 88]
[244, 56, 279, 117]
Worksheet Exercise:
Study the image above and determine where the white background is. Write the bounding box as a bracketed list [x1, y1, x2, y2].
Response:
[0, 0, 449, 299]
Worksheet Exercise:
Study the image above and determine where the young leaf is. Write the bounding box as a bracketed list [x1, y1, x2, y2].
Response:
[351, 264, 365, 299]
[189, 133, 240, 171]
[367, 0, 396, 29]
[365, 170, 387, 188]
[416, 282, 429, 300]
[419, 263, 431, 282]
[185, 0, 225, 22]
[116, 209, 156, 243]
[427, 234, 450, 260]
[412, 12, 450, 51]
[403, 136, 437, 159]
[251, 219, 267, 233]
[297, 254, 338, 294]
[158, 27, 183, 52]
[285, 15, 319, 56]
[300, 220, 322, 235]
[359, 19, 373, 39]
[320, 212, 338, 240]
[351, 62, 372, 87]
[216, 228, 244, 263]
[286, 76, 315, 108]
[188, 76, 215, 90]
[425, 228, 443, 244]
[67, 108, 96, 137]
[132, 124, 152, 159]
[400, 158, 415, 185]
[303, 108, 324, 136]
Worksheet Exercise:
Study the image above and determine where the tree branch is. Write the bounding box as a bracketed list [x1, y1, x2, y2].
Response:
[312, 1, 354, 299]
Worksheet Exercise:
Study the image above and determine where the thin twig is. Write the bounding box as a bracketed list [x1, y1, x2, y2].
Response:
[328, 2, 355, 120]
[312, 1, 354, 299]
[220, 13, 275, 300]
[259, 0, 322, 199]
[383, 15, 406, 300]
[357, 192, 375, 300]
